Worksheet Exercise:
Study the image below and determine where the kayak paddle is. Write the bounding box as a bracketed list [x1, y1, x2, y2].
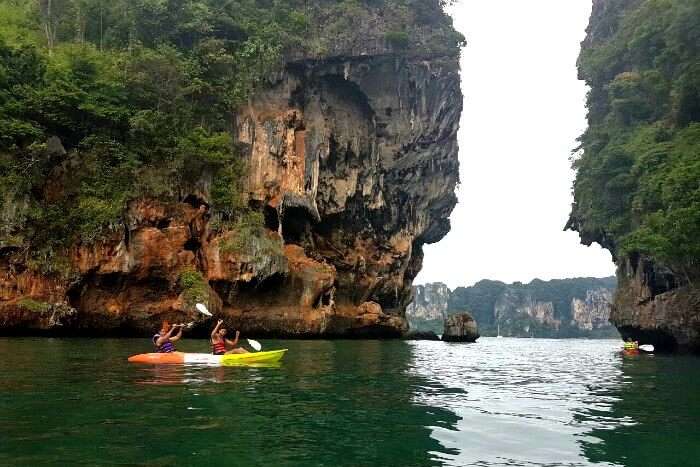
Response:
[195, 303, 262, 352]
[639, 344, 654, 352]
[195, 303, 212, 316]
[247, 339, 262, 352]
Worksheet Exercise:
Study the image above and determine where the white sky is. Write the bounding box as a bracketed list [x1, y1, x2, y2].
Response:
[416, 0, 616, 288]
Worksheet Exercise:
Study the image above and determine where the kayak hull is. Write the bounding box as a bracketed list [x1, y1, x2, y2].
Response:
[128, 349, 287, 366]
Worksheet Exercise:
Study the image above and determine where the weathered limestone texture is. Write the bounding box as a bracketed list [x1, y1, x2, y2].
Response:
[442, 313, 479, 343]
[0, 52, 461, 337]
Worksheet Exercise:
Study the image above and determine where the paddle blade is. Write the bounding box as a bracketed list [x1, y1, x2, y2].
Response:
[247, 339, 262, 352]
[639, 344, 655, 352]
[195, 303, 212, 317]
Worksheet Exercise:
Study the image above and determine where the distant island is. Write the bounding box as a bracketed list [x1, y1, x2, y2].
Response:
[407, 277, 619, 338]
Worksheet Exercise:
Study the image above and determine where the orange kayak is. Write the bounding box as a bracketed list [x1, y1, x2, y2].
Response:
[128, 349, 287, 366]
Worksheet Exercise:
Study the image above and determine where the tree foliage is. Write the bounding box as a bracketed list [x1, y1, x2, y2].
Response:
[0, 0, 461, 270]
[570, 0, 700, 280]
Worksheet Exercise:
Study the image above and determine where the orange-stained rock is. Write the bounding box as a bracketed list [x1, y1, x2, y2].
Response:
[1, 49, 460, 338]
[128, 227, 190, 279]
[214, 244, 337, 336]
[284, 244, 335, 307]
[329, 301, 408, 337]
[204, 230, 288, 284]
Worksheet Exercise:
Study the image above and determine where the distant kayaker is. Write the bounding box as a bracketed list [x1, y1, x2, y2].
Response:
[153, 321, 184, 353]
[211, 320, 248, 355]
[624, 337, 639, 350]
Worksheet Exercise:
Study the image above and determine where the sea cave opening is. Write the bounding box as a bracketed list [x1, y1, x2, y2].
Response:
[281, 206, 312, 245]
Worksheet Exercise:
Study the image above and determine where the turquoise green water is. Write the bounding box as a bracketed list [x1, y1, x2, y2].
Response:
[1, 338, 699, 466]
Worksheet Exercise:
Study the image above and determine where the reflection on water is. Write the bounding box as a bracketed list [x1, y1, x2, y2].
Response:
[410, 338, 700, 467]
[0, 337, 699, 466]
[582, 354, 700, 466]
[136, 363, 283, 386]
[409, 339, 626, 466]
[0, 338, 458, 466]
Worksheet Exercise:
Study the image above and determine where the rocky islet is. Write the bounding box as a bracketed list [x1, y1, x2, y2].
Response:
[0, 2, 462, 338]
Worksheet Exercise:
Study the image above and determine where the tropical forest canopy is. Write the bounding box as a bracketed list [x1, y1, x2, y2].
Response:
[569, 0, 700, 281]
[0, 0, 462, 274]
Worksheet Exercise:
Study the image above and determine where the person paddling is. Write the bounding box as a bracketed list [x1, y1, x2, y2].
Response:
[153, 321, 184, 353]
[211, 319, 248, 355]
[623, 337, 639, 351]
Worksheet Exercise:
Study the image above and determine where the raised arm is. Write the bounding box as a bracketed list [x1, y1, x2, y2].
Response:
[211, 319, 223, 339]
[225, 330, 240, 348]
[170, 325, 184, 343]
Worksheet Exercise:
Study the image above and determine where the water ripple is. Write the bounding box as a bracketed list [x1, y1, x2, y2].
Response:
[408, 338, 628, 466]
[1, 337, 699, 466]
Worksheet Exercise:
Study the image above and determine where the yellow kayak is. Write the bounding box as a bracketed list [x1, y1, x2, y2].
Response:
[128, 349, 288, 366]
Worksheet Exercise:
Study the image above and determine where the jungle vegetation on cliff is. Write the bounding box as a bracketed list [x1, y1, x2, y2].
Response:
[568, 0, 700, 282]
[0, 0, 463, 272]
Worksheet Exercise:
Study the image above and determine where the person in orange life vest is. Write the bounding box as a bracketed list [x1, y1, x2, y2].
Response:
[153, 321, 184, 353]
[211, 319, 248, 355]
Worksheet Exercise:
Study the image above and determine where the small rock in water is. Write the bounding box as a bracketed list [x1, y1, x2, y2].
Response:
[442, 312, 479, 343]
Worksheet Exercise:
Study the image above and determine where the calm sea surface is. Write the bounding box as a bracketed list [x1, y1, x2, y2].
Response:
[1, 337, 699, 466]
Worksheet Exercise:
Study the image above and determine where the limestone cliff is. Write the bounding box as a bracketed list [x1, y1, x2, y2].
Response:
[405, 283, 450, 333]
[408, 277, 619, 338]
[232, 53, 461, 337]
[494, 289, 560, 335]
[0, 5, 462, 337]
[568, 0, 700, 351]
[571, 288, 614, 332]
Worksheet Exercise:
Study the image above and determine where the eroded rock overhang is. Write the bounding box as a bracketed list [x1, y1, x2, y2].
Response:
[232, 53, 462, 334]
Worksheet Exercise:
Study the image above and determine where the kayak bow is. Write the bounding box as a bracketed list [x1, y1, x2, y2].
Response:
[128, 349, 287, 366]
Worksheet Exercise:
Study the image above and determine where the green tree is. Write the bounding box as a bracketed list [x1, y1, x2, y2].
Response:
[570, 0, 700, 282]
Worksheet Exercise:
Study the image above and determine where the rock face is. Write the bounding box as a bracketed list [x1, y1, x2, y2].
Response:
[233, 53, 461, 337]
[572, 213, 699, 351]
[407, 277, 618, 338]
[0, 20, 462, 338]
[572, 243, 700, 353]
[405, 283, 450, 333]
[442, 313, 479, 343]
[611, 256, 700, 352]
[494, 289, 561, 334]
[568, 0, 700, 352]
[572, 288, 614, 331]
